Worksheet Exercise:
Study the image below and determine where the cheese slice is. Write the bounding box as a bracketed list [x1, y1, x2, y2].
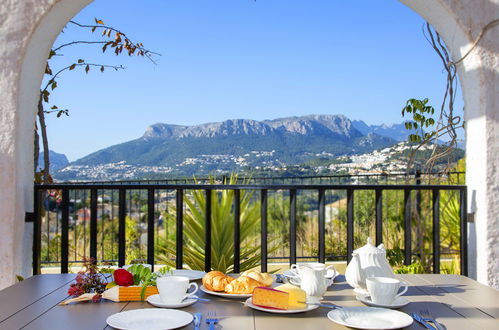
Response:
[252, 287, 289, 310]
[274, 283, 307, 309]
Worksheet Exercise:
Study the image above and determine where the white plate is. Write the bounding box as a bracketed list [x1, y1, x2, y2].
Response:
[200, 285, 252, 299]
[106, 308, 193, 330]
[245, 297, 319, 314]
[327, 306, 413, 329]
[164, 270, 206, 280]
[146, 294, 197, 308]
[357, 295, 410, 309]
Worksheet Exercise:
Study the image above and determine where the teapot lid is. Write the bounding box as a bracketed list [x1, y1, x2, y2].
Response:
[353, 238, 384, 254]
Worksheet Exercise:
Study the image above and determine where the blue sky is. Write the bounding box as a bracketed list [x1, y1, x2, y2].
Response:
[45, 0, 463, 161]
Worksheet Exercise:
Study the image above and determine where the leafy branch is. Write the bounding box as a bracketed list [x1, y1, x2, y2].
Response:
[36, 18, 159, 183]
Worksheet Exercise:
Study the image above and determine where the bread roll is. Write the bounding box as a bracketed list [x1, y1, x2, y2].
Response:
[202, 271, 234, 291]
[241, 270, 273, 287]
[224, 275, 262, 294]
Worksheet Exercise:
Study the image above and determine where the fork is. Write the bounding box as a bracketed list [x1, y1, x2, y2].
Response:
[420, 309, 444, 330]
[206, 311, 218, 330]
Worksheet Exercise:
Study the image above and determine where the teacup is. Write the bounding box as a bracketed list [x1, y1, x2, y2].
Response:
[366, 277, 408, 305]
[156, 276, 198, 304]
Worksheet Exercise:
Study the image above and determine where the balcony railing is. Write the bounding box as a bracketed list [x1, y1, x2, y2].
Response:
[31, 180, 468, 276]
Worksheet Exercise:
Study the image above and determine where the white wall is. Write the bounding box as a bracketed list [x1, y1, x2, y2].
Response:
[0, 0, 497, 289]
[0, 0, 92, 289]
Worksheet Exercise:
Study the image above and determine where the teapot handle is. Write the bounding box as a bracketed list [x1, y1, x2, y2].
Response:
[377, 243, 386, 251]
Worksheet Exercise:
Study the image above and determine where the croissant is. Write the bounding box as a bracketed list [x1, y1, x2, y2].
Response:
[224, 275, 262, 294]
[202, 271, 234, 291]
[241, 270, 273, 287]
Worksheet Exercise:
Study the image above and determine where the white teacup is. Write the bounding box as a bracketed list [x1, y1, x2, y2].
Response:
[156, 276, 198, 304]
[366, 277, 408, 305]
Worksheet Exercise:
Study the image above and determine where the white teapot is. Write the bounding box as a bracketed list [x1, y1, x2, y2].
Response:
[345, 238, 394, 294]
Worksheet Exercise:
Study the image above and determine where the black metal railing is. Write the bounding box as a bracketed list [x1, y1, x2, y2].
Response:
[32, 182, 468, 276]
[61, 171, 465, 185]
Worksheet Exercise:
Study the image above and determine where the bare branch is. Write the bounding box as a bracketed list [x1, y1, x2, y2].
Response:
[41, 62, 125, 93]
[52, 40, 108, 53]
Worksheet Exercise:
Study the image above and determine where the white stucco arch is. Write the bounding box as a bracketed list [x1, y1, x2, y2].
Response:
[0, 0, 497, 289]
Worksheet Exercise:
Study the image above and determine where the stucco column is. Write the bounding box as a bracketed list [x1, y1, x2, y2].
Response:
[0, 0, 92, 290]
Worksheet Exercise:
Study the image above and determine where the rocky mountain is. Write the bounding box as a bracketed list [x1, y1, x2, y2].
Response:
[56, 115, 398, 180]
[352, 120, 409, 142]
[38, 150, 69, 172]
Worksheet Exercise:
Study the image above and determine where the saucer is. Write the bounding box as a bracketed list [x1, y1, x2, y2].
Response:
[146, 294, 197, 308]
[356, 295, 410, 309]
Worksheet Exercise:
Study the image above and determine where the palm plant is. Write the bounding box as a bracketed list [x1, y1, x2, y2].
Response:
[157, 176, 265, 273]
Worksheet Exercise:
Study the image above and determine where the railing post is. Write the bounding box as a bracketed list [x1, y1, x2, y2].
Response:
[176, 189, 183, 269]
[261, 189, 268, 272]
[318, 189, 326, 263]
[289, 189, 297, 266]
[460, 188, 468, 276]
[61, 189, 69, 273]
[432, 189, 440, 274]
[33, 188, 41, 275]
[90, 189, 98, 263]
[233, 189, 241, 273]
[375, 189, 383, 246]
[404, 188, 412, 266]
[347, 189, 354, 263]
[147, 188, 155, 271]
[118, 189, 126, 267]
[205, 189, 212, 272]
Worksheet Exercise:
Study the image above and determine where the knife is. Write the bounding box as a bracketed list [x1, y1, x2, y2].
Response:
[299, 301, 342, 309]
[412, 313, 436, 329]
[193, 312, 202, 330]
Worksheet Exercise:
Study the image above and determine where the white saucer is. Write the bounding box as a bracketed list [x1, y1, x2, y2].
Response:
[327, 306, 413, 329]
[106, 308, 193, 330]
[357, 295, 410, 309]
[245, 297, 319, 314]
[200, 285, 252, 299]
[146, 294, 197, 308]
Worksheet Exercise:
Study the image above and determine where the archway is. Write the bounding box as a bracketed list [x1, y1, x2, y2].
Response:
[0, 0, 497, 289]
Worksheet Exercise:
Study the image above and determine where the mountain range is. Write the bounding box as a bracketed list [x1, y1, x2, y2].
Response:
[55, 115, 411, 180]
[73, 115, 401, 165]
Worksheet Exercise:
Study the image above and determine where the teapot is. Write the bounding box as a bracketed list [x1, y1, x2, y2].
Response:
[345, 238, 394, 294]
